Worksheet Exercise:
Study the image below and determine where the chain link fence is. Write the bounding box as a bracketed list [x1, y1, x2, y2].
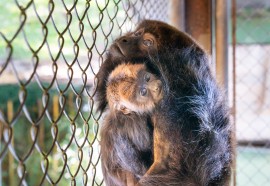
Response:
[0, 0, 168, 185]
[234, 0, 270, 185]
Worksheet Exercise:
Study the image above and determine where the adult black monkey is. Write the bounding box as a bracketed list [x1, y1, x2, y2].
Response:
[96, 20, 233, 186]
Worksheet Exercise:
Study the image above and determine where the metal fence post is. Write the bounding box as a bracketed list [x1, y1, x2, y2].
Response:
[185, 0, 212, 53]
[169, 0, 185, 30]
[215, 0, 229, 91]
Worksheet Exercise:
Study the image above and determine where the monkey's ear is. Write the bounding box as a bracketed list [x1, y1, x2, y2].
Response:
[133, 28, 144, 36]
[120, 105, 131, 115]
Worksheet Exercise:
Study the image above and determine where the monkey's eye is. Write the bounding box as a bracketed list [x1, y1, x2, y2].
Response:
[143, 39, 153, 47]
[144, 73, 150, 82]
[140, 88, 147, 96]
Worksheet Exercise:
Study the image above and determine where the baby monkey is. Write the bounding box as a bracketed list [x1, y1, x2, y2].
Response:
[100, 63, 163, 186]
[107, 63, 163, 115]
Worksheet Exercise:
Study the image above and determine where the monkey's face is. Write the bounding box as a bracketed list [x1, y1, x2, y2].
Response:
[107, 64, 163, 115]
[109, 28, 158, 59]
[122, 68, 163, 115]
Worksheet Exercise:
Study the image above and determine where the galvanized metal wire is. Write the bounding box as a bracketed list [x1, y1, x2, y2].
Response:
[0, 0, 168, 185]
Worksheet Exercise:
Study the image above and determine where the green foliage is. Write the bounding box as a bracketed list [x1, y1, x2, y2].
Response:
[0, 83, 57, 113]
[0, 0, 123, 61]
[236, 8, 270, 44]
[0, 82, 95, 186]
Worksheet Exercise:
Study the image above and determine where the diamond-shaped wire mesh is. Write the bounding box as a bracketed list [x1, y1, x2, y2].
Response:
[0, 0, 169, 185]
[235, 0, 270, 185]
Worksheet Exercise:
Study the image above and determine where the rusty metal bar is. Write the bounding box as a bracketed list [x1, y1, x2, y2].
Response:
[169, 0, 185, 30]
[215, 1, 229, 90]
[185, 0, 212, 53]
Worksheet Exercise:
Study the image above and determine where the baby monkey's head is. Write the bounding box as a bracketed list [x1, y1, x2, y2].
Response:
[106, 63, 163, 115]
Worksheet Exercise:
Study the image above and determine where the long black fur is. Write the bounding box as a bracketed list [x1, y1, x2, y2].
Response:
[138, 47, 233, 186]
[100, 112, 153, 186]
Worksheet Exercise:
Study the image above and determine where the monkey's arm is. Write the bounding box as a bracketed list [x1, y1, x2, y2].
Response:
[135, 112, 185, 186]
